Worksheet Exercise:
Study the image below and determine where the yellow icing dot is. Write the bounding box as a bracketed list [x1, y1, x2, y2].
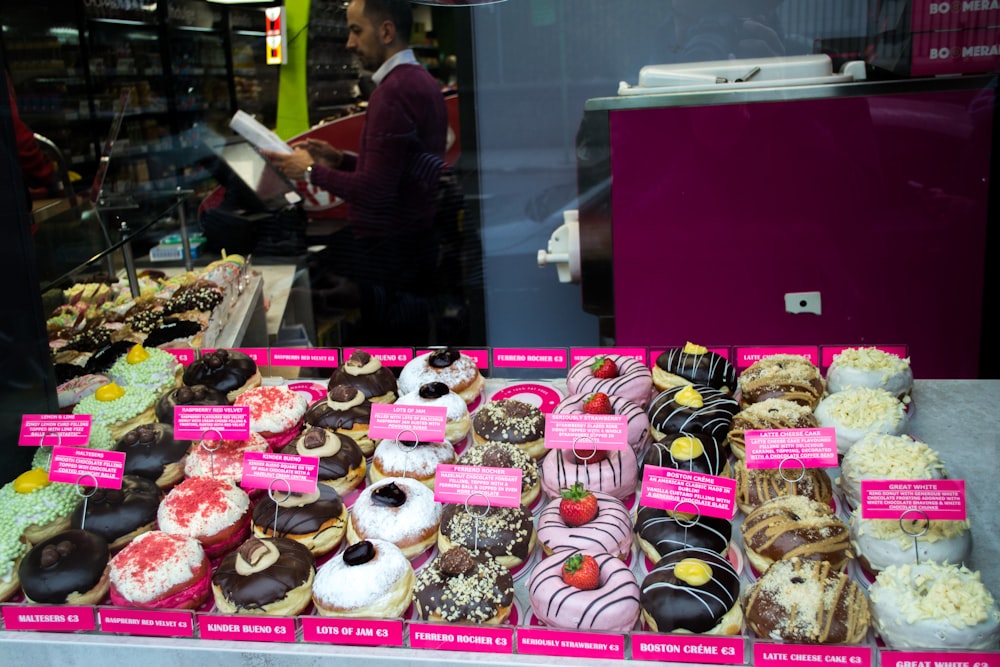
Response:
[14, 468, 50, 493]
[126, 344, 150, 364]
[675, 386, 704, 408]
[95, 382, 126, 401]
[683, 341, 708, 355]
[675, 558, 713, 586]
[669, 435, 705, 461]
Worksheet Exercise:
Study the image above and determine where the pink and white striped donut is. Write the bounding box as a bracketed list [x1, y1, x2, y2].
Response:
[566, 354, 653, 409]
[553, 391, 650, 454]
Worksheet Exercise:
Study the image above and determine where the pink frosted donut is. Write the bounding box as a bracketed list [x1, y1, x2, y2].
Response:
[553, 392, 650, 454]
[528, 550, 640, 631]
[57, 373, 109, 411]
[536, 491, 633, 558]
[184, 433, 269, 482]
[234, 385, 309, 451]
[540, 446, 639, 501]
[566, 354, 653, 408]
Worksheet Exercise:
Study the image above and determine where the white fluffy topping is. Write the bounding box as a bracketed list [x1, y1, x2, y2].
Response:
[313, 539, 412, 608]
[871, 562, 999, 627]
[832, 347, 910, 374]
[235, 386, 308, 434]
[396, 386, 470, 422]
[842, 433, 947, 479]
[350, 477, 442, 542]
[851, 506, 969, 548]
[816, 387, 905, 429]
[109, 531, 206, 603]
[157, 477, 250, 538]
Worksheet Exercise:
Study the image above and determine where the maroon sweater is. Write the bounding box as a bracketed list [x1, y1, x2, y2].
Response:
[310, 63, 448, 238]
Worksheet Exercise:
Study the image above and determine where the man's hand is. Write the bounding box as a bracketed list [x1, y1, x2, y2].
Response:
[262, 147, 314, 181]
[294, 138, 344, 169]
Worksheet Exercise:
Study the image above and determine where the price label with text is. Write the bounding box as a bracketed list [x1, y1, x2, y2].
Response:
[48, 447, 125, 488]
[860, 479, 967, 520]
[19, 414, 91, 447]
[174, 405, 250, 440]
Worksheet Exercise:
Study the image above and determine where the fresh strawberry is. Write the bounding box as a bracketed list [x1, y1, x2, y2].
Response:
[583, 392, 612, 414]
[559, 482, 598, 526]
[561, 552, 600, 590]
[591, 356, 618, 379]
[571, 443, 607, 465]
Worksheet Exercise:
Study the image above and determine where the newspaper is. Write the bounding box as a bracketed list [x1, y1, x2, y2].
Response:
[230, 110, 293, 154]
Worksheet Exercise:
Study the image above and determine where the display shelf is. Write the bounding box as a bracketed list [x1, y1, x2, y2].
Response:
[1, 379, 997, 666]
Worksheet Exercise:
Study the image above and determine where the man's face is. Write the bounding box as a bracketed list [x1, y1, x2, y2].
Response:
[346, 0, 388, 72]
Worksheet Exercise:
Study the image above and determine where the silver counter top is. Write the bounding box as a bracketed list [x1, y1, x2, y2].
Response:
[2, 379, 997, 666]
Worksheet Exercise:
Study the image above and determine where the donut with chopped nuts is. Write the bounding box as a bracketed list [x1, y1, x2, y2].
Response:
[456, 441, 540, 507]
[437, 503, 536, 569]
[726, 398, 819, 460]
[472, 398, 546, 459]
[738, 354, 825, 410]
[413, 546, 514, 624]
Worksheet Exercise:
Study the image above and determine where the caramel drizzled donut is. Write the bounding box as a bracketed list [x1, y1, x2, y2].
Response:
[743, 556, 871, 644]
[734, 459, 833, 515]
[738, 354, 824, 410]
[726, 398, 819, 460]
[741, 495, 853, 574]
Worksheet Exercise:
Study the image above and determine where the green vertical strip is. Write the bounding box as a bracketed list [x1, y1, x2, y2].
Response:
[275, 0, 312, 139]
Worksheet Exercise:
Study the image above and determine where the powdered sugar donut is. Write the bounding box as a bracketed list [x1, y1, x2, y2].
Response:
[540, 445, 639, 502]
[234, 385, 308, 451]
[312, 539, 414, 618]
[108, 530, 211, 609]
[398, 347, 485, 405]
[347, 477, 442, 559]
[370, 438, 456, 488]
[528, 550, 640, 631]
[553, 391, 649, 454]
[395, 381, 471, 444]
[157, 476, 251, 559]
[566, 354, 653, 409]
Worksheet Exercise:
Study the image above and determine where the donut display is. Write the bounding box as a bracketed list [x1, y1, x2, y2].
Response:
[566, 353, 653, 409]
[848, 507, 972, 577]
[640, 546, 743, 634]
[233, 385, 309, 451]
[652, 342, 736, 394]
[837, 432, 947, 509]
[398, 347, 486, 405]
[540, 443, 639, 502]
[157, 476, 251, 559]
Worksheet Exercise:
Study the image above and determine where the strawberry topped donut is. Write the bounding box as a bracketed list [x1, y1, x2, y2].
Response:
[528, 550, 640, 631]
[540, 443, 639, 502]
[536, 484, 634, 559]
[553, 391, 650, 454]
[566, 354, 653, 409]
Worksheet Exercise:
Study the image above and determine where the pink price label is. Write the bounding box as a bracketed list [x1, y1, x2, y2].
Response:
[48, 446, 126, 488]
[341, 347, 414, 367]
[174, 405, 250, 440]
[369, 403, 447, 441]
[241, 451, 319, 495]
[744, 428, 838, 469]
[434, 464, 523, 508]
[570, 347, 646, 365]
[409, 622, 514, 653]
[98, 608, 194, 637]
[492, 348, 568, 369]
[860, 479, 967, 520]
[19, 413, 91, 446]
[197, 614, 296, 642]
[301, 617, 403, 645]
[544, 413, 629, 451]
[226, 347, 269, 364]
[415, 348, 490, 369]
[820, 344, 908, 370]
[269, 347, 339, 368]
[2, 605, 95, 632]
[631, 632, 744, 664]
[640, 465, 737, 520]
[753, 642, 871, 667]
[516, 627, 625, 659]
[164, 348, 195, 365]
[881, 649, 1000, 667]
[734, 346, 819, 370]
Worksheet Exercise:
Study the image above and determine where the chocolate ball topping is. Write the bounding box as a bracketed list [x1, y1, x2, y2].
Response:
[343, 540, 376, 566]
[429, 347, 461, 368]
[371, 481, 406, 508]
[419, 382, 450, 399]
[328, 384, 361, 403]
[440, 546, 475, 576]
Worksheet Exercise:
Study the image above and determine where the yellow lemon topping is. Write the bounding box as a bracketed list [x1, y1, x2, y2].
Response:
[683, 341, 708, 355]
[14, 468, 50, 493]
[676, 385, 704, 408]
[669, 435, 705, 461]
[95, 382, 126, 402]
[126, 344, 150, 364]
[675, 558, 713, 586]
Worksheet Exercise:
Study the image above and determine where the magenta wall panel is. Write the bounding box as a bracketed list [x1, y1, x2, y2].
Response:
[608, 87, 993, 379]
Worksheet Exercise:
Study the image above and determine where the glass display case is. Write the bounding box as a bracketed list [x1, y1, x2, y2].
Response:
[229, 7, 280, 130]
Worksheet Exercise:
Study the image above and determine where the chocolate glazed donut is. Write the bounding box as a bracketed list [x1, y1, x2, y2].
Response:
[115, 423, 190, 484]
[19, 529, 110, 604]
[182, 349, 258, 395]
[635, 505, 732, 558]
[69, 475, 162, 551]
[641, 547, 742, 634]
[155, 384, 228, 423]
[212, 537, 314, 612]
[252, 484, 345, 542]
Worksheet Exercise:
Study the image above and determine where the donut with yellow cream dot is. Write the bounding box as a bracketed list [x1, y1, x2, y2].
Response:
[0, 469, 81, 544]
[72, 380, 157, 441]
[109, 344, 182, 396]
